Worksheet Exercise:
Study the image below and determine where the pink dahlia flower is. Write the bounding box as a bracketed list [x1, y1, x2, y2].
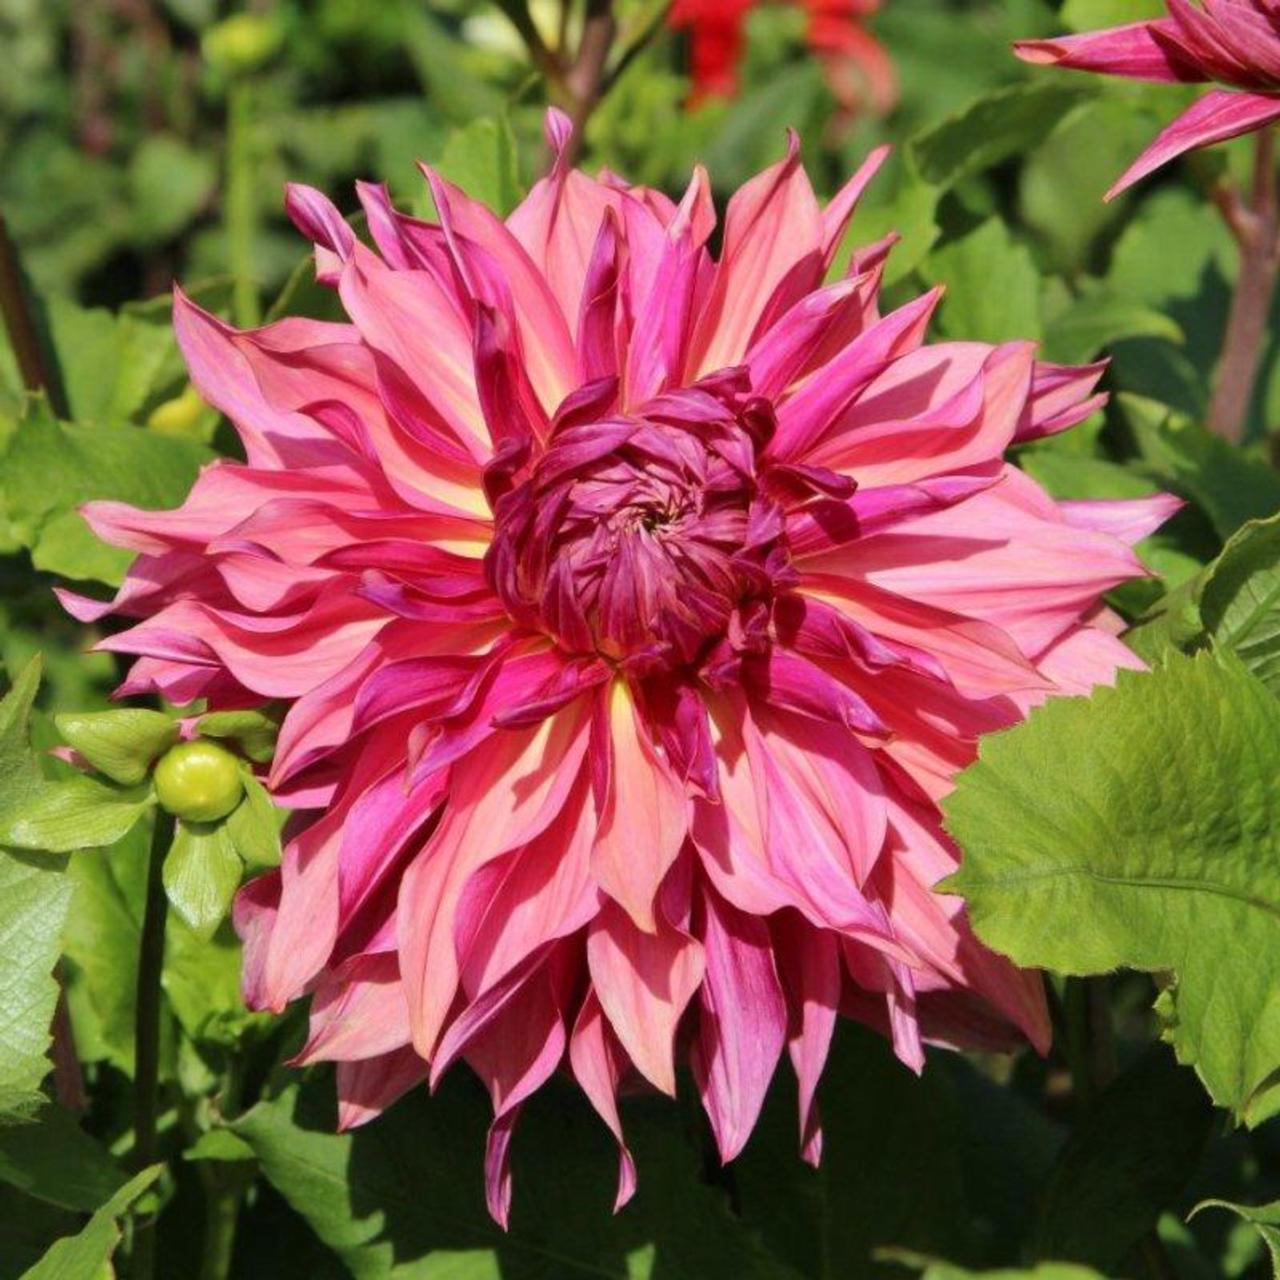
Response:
[64, 111, 1176, 1224]
[1015, 1, 1280, 198]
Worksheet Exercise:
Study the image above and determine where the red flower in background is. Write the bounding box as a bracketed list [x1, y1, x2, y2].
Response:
[670, 0, 897, 117]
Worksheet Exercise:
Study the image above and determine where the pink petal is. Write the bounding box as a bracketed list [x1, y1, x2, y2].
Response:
[691, 885, 788, 1162]
[569, 991, 638, 1211]
[1056, 492, 1184, 545]
[335, 1047, 427, 1131]
[688, 133, 824, 377]
[590, 680, 689, 933]
[1013, 18, 1204, 83]
[1107, 89, 1280, 199]
[773, 915, 840, 1166]
[397, 705, 590, 1060]
[587, 896, 705, 1095]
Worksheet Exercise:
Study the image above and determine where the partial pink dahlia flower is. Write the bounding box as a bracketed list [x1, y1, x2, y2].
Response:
[64, 111, 1177, 1224]
[1016, 1, 1280, 198]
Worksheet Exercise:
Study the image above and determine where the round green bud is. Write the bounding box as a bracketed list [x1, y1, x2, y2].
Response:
[153, 739, 244, 823]
[202, 14, 284, 77]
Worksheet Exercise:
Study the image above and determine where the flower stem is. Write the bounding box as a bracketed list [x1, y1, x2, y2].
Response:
[562, 0, 617, 165]
[0, 214, 67, 416]
[130, 808, 175, 1280]
[226, 80, 260, 329]
[197, 1173, 242, 1280]
[1208, 128, 1279, 445]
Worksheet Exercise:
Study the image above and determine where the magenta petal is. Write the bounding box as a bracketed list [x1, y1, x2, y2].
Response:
[1014, 18, 1204, 83]
[1107, 89, 1280, 198]
[692, 886, 788, 1163]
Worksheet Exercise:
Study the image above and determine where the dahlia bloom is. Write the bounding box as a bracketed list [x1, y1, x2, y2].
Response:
[670, 0, 897, 116]
[1016, 1, 1280, 198]
[63, 111, 1176, 1225]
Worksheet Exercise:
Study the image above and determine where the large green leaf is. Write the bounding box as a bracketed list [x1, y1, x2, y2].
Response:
[1191, 1200, 1280, 1276]
[0, 849, 71, 1121]
[1033, 1047, 1212, 1270]
[921, 219, 1041, 344]
[1200, 513, 1280, 696]
[432, 117, 523, 218]
[0, 776, 154, 855]
[1018, 98, 1154, 274]
[19, 1165, 160, 1280]
[886, 1258, 1111, 1280]
[0, 397, 209, 586]
[1119, 394, 1280, 541]
[234, 1071, 803, 1280]
[0, 658, 73, 1119]
[909, 82, 1092, 191]
[944, 651, 1280, 1126]
[736, 1026, 1064, 1277]
[0, 1104, 126, 1212]
[1041, 293, 1183, 366]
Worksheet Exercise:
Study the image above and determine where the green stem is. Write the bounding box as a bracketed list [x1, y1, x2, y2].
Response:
[130, 808, 175, 1280]
[226, 80, 260, 328]
[198, 1174, 242, 1280]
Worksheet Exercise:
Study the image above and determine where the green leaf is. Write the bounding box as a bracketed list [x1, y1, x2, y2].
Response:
[432, 117, 522, 218]
[922, 219, 1041, 344]
[233, 1072, 803, 1280]
[0, 1104, 127, 1212]
[1200, 512, 1280, 696]
[60, 835, 148, 1076]
[0, 777, 154, 855]
[196, 709, 279, 764]
[0, 397, 210, 586]
[1033, 1047, 1212, 1270]
[52, 709, 178, 786]
[1190, 1200, 1280, 1276]
[1041, 293, 1184, 366]
[164, 914, 263, 1047]
[162, 821, 243, 942]
[1120, 394, 1280, 541]
[736, 1025, 1063, 1277]
[19, 1164, 160, 1280]
[225, 776, 282, 871]
[884, 1256, 1112, 1280]
[1018, 99, 1154, 274]
[837, 159, 941, 288]
[0, 849, 71, 1121]
[943, 651, 1280, 1126]
[0, 657, 74, 1119]
[128, 134, 217, 246]
[183, 1128, 256, 1164]
[909, 82, 1093, 192]
[1060, 0, 1166, 32]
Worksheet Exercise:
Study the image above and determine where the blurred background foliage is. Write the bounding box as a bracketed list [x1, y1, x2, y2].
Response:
[3, 2, 1280, 1278]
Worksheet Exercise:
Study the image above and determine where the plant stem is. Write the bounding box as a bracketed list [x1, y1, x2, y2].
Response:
[495, 0, 565, 84]
[130, 809, 175, 1280]
[1208, 128, 1279, 444]
[0, 214, 66, 415]
[562, 0, 617, 164]
[226, 80, 260, 329]
[198, 1173, 242, 1280]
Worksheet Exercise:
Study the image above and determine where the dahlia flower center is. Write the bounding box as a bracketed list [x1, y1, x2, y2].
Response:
[486, 373, 787, 667]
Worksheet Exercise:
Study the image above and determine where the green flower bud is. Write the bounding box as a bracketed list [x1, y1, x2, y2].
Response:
[153, 739, 244, 823]
[202, 14, 284, 77]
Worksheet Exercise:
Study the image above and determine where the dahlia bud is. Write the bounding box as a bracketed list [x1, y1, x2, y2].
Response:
[153, 739, 244, 823]
[202, 14, 284, 77]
